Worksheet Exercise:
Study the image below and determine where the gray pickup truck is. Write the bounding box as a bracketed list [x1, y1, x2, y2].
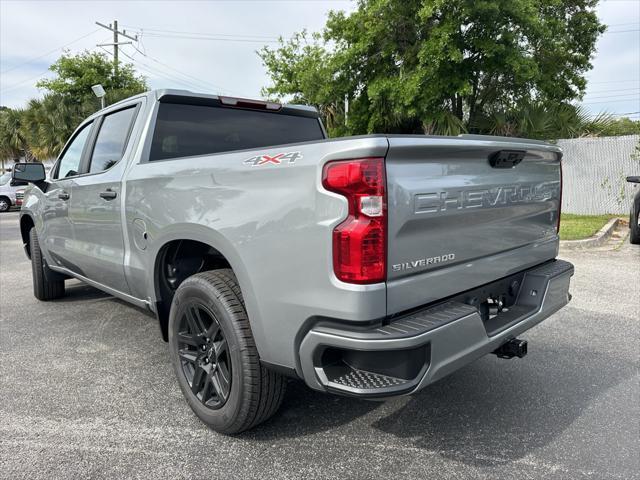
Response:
[14, 89, 574, 433]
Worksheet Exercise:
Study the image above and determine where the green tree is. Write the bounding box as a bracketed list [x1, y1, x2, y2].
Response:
[260, 0, 606, 137]
[0, 108, 27, 171]
[596, 117, 640, 137]
[19, 94, 97, 160]
[5, 51, 149, 160]
[37, 51, 147, 107]
[473, 102, 614, 140]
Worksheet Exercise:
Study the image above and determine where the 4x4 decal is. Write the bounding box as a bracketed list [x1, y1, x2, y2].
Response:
[244, 151, 302, 167]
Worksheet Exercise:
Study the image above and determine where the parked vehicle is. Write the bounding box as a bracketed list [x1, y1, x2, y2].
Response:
[626, 176, 640, 244]
[15, 189, 24, 207]
[14, 90, 574, 433]
[0, 172, 24, 212]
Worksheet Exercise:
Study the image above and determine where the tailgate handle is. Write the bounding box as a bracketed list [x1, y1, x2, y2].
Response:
[489, 150, 526, 168]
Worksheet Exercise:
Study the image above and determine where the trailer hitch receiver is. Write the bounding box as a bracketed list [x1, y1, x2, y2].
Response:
[492, 338, 528, 359]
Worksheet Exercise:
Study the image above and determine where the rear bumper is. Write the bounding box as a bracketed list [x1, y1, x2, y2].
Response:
[299, 259, 574, 397]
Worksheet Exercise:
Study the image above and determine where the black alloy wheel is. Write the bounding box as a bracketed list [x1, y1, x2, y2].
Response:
[177, 302, 232, 409]
[169, 269, 287, 433]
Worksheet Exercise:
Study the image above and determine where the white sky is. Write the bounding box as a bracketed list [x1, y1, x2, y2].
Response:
[1, 0, 638, 119]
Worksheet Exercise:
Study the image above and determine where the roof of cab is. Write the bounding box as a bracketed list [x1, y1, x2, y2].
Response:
[153, 88, 319, 118]
[86, 89, 319, 120]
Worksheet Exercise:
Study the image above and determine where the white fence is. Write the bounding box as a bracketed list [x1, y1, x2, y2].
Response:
[558, 135, 640, 215]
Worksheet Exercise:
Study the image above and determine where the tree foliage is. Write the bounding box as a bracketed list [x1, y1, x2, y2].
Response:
[19, 94, 97, 160]
[260, 0, 607, 138]
[1, 51, 147, 162]
[37, 51, 147, 107]
[595, 117, 640, 137]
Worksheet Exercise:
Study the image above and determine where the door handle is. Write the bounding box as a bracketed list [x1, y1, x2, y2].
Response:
[99, 189, 117, 200]
[58, 192, 70, 200]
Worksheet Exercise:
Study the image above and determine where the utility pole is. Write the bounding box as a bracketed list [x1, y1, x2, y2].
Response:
[113, 20, 118, 78]
[96, 20, 137, 84]
[344, 94, 349, 125]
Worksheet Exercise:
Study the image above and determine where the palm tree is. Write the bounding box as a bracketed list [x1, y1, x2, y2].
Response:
[471, 102, 614, 140]
[0, 108, 26, 171]
[20, 94, 94, 160]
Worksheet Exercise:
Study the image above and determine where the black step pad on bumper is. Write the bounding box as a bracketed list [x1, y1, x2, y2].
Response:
[329, 367, 409, 390]
[299, 259, 574, 397]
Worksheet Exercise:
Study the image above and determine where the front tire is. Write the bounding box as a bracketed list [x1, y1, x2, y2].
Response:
[29, 228, 65, 300]
[168, 269, 286, 434]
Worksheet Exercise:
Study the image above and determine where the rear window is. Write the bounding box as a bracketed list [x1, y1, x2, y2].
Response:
[149, 103, 324, 161]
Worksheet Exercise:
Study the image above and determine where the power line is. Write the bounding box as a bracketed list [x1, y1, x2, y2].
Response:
[584, 92, 640, 100]
[580, 98, 640, 105]
[108, 47, 203, 91]
[140, 32, 281, 44]
[585, 87, 640, 94]
[128, 44, 240, 95]
[123, 25, 279, 41]
[1, 36, 116, 94]
[0, 69, 51, 94]
[605, 29, 640, 34]
[116, 47, 233, 95]
[0, 29, 101, 75]
[587, 79, 640, 84]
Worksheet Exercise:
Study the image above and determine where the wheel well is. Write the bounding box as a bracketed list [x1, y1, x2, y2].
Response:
[154, 239, 232, 341]
[20, 215, 35, 259]
[0, 195, 11, 206]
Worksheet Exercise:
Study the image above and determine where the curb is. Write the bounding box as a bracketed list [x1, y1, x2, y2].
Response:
[560, 217, 620, 250]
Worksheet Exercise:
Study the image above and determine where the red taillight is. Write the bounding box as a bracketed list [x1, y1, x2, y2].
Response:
[557, 155, 563, 233]
[322, 157, 386, 284]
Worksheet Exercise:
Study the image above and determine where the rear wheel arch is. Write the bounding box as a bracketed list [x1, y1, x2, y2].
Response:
[153, 238, 235, 341]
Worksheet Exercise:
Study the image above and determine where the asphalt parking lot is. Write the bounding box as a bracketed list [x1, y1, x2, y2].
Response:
[0, 211, 638, 479]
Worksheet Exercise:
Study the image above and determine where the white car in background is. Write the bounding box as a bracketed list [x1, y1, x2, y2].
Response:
[0, 172, 23, 212]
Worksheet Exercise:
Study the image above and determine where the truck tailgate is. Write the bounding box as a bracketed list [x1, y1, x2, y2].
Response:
[385, 135, 562, 315]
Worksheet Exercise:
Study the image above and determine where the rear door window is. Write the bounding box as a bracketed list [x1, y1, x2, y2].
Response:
[89, 106, 137, 174]
[149, 103, 324, 161]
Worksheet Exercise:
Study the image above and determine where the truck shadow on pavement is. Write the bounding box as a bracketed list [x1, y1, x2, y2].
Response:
[249, 332, 634, 468]
[246, 380, 381, 438]
[54, 282, 155, 318]
[371, 339, 635, 466]
[54, 281, 114, 302]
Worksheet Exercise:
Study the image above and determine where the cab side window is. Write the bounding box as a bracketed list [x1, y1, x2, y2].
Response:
[54, 122, 93, 179]
[89, 107, 137, 174]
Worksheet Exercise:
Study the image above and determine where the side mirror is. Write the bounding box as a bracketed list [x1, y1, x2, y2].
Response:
[626, 176, 640, 184]
[12, 162, 46, 186]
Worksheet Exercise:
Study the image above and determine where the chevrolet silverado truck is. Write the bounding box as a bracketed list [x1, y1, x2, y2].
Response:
[14, 90, 574, 434]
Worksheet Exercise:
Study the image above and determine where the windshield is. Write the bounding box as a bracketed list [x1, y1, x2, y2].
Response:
[0, 173, 11, 186]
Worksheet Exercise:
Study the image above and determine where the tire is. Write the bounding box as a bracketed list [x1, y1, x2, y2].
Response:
[630, 207, 640, 245]
[168, 269, 286, 434]
[0, 197, 10, 212]
[29, 228, 65, 300]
